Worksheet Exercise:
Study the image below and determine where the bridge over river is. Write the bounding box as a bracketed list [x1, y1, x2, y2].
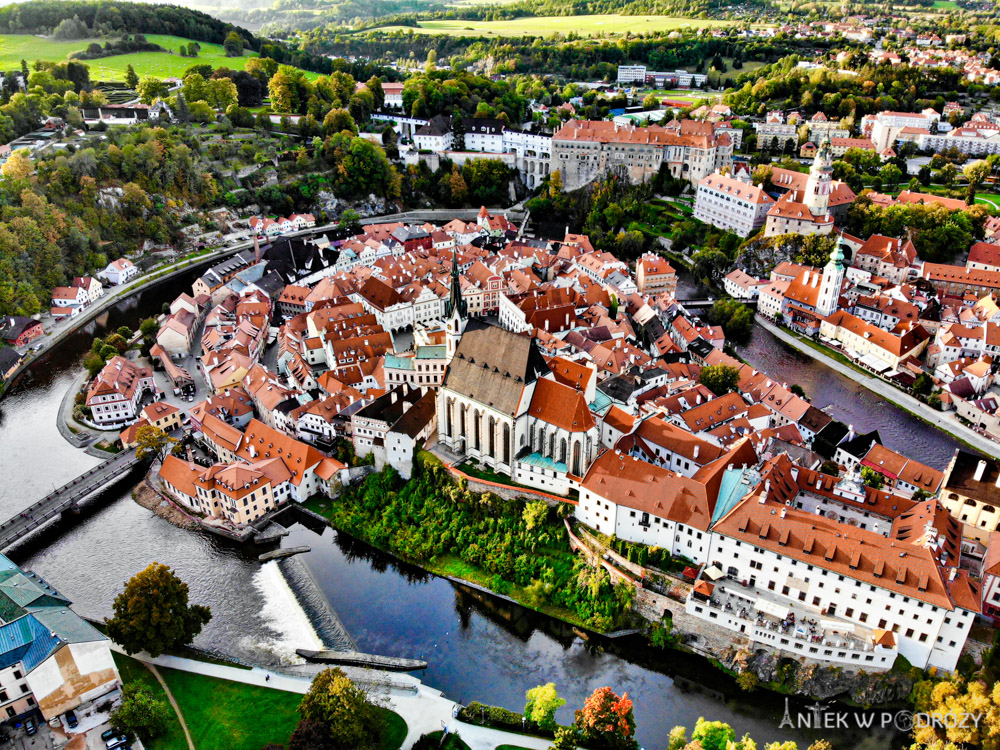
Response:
[0, 448, 146, 551]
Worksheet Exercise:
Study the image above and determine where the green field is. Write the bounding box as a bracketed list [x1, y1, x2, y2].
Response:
[111, 653, 191, 750]
[0, 33, 256, 81]
[375, 14, 733, 37]
[158, 667, 407, 750]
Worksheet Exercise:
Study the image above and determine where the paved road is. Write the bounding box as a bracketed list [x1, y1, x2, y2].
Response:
[757, 315, 999, 457]
[116, 648, 551, 750]
[0, 449, 142, 551]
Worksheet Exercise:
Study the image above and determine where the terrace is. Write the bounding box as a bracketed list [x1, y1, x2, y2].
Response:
[686, 577, 898, 670]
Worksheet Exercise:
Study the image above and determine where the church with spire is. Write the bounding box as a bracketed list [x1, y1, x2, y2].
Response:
[445, 248, 468, 359]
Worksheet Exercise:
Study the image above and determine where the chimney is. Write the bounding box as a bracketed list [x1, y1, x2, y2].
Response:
[694, 445, 700, 459]
[975, 459, 988, 482]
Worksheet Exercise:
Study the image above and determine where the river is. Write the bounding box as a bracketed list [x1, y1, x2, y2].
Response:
[0, 270, 929, 749]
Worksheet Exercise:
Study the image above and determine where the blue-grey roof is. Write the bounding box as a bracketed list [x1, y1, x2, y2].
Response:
[384, 354, 414, 370]
[416, 345, 447, 359]
[0, 554, 106, 673]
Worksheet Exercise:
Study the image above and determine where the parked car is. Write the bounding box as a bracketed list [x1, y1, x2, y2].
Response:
[65, 709, 78, 728]
[101, 728, 118, 741]
[106, 735, 129, 749]
[24, 718, 36, 735]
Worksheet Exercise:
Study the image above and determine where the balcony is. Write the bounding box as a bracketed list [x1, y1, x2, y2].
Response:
[686, 578, 897, 670]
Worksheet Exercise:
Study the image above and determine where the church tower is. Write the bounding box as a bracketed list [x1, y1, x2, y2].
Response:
[804, 137, 834, 218]
[817, 236, 847, 317]
[445, 250, 468, 358]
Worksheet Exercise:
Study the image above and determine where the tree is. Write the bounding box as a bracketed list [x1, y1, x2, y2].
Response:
[709, 298, 753, 345]
[1, 149, 32, 180]
[736, 670, 759, 692]
[860, 465, 885, 489]
[223, 31, 244, 58]
[698, 364, 740, 396]
[575, 686, 638, 750]
[106, 333, 130, 353]
[790, 384, 806, 398]
[879, 163, 902, 191]
[551, 727, 581, 750]
[298, 668, 386, 750]
[339, 209, 361, 234]
[125, 64, 139, 91]
[819, 460, 839, 476]
[288, 720, 338, 750]
[691, 249, 729, 286]
[965, 159, 992, 204]
[642, 93, 660, 110]
[525, 683, 565, 730]
[136, 77, 169, 105]
[135, 424, 177, 459]
[913, 372, 934, 396]
[110, 683, 171, 742]
[940, 162, 958, 187]
[106, 563, 211, 657]
[691, 718, 736, 750]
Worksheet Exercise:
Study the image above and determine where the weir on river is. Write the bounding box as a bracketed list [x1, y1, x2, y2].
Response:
[0, 266, 927, 749]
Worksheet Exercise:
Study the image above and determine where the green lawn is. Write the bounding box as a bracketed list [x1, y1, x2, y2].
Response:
[374, 14, 734, 37]
[157, 667, 407, 750]
[159, 668, 303, 750]
[0, 33, 256, 81]
[422, 731, 472, 750]
[111, 653, 189, 750]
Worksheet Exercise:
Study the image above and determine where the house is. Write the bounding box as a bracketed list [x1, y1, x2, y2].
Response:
[72, 277, 103, 304]
[0, 554, 120, 722]
[724, 269, 765, 299]
[635, 253, 677, 295]
[50, 285, 89, 318]
[820, 311, 930, 371]
[694, 171, 775, 237]
[0, 347, 22, 382]
[234, 419, 327, 502]
[940, 451, 1000, 544]
[577, 440, 756, 565]
[689, 490, 978, 672]
[85, 356, 156, 427]
[0, 317, 43, 347]
[101, 258, 139, 286]
[140, 401, 183, 432]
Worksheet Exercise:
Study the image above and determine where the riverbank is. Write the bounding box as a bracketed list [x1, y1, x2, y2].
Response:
[115, 645, 553, 750]
[755, 315, 996, 457]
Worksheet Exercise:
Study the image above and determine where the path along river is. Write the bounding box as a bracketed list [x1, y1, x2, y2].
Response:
[0, 269, 937, 749]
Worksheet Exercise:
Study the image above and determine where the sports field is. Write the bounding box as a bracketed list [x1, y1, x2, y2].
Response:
[374, 15, 734, 37]
[0, 33, 256, 81]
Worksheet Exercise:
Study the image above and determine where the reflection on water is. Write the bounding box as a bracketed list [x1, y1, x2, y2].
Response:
[285, 523, 905, 750]
[0, 267, 922, 749]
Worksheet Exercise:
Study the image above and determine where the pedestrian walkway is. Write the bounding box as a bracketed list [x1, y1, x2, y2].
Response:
[113, 647, 552, 750]
[145, 662, 195, 750]
[756, 315, 998, 456]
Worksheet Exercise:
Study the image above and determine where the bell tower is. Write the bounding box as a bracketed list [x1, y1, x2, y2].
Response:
[817, 236, 847, 318]
[805, 137, 834, 218]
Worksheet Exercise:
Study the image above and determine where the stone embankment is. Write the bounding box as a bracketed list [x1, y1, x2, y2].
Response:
[132, 479, 200, 531]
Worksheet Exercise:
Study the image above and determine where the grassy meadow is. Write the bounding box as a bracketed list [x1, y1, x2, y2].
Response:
[0, 33, 256, 81]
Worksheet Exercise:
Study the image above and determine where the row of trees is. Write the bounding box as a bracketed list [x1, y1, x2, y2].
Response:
[326, 461, 635, 631]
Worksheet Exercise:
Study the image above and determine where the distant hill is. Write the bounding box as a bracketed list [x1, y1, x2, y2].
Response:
[0, 0, 258, 49]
